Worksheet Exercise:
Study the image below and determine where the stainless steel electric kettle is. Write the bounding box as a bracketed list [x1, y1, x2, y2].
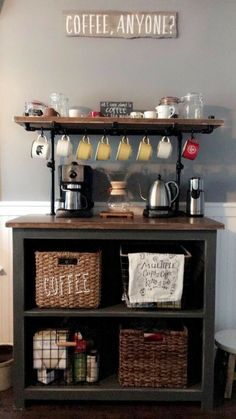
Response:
[140, 175, 179, 217]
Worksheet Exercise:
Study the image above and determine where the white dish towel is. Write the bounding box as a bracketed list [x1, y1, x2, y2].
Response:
[128, 252, 185, 304]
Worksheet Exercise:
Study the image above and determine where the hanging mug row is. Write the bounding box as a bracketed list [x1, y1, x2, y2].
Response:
[31, 133, 200, 162]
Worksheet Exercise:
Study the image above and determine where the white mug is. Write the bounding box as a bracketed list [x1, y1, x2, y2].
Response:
[56, 134, 72, 157]
[31, 134, 50, 159]
[157, 136, 173, 159]
[156, 104, 176, 119]
[130, 111, 144, 118]
[144, 110, 157, 119]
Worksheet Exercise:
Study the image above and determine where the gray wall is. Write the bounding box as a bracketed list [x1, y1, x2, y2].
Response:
[0, 0, 235, 203]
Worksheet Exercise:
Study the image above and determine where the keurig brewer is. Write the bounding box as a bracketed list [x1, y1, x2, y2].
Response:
[56, 162, 94, 218]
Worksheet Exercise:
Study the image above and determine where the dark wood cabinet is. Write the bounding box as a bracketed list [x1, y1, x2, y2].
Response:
[7, 215, 224, 409]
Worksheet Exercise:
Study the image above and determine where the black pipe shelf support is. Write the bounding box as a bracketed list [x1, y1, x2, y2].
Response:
[19, 116, 223, 216]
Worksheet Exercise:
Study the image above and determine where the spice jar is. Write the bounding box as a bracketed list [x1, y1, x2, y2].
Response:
[73, 337, 87, 383]
[181, 93, 203, 119]
[86, 349, 99, 383]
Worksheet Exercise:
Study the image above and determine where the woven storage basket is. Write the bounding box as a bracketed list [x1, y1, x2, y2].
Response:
[120, 245, 192, 309]
[35, 251, 101, 308]
[119, 327, 188, 388]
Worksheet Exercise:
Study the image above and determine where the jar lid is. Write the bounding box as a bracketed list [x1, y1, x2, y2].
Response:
[182, 92, 203, 99]
[159, 96, 180, 105]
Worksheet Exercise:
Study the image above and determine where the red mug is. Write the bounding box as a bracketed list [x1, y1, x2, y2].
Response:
[89, 111, 101, 117]
[182, 137, 200, 160]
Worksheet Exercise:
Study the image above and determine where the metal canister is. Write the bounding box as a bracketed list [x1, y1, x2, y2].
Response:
[86, 350, 99, 383]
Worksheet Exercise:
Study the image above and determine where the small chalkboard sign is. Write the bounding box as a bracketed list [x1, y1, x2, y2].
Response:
[100, 101, 133, 117]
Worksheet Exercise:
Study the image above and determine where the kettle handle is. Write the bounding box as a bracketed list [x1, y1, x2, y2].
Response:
[166, 181, 179, 204]
[138, 183, 147, 201]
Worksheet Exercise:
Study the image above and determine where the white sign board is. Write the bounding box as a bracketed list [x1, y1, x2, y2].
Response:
[64, 11, 178, 38]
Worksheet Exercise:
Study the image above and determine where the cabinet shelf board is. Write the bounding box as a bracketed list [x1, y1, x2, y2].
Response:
[24, 305, 204, 318]
[24, 378, 202, 402]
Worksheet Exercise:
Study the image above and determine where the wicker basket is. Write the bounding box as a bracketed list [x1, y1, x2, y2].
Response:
[120, 245, 192, 309]
[35, 251, 101, 308]
[119, 327, 188, 388]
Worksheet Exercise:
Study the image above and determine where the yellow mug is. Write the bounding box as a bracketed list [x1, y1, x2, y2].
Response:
[95, 135, 111, 161]
[76, 135, 93, 160]
[136, 136, 153, 161]
[116, 136, 132, 161]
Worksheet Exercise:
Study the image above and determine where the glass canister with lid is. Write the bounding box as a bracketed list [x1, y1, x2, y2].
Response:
[181, 92, 204, 119]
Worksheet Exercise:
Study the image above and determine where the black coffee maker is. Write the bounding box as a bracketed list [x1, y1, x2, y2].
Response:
[56, 162, 94, 218]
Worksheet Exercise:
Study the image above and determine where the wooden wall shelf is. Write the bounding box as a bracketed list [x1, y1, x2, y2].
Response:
[14, 116, 224, 136]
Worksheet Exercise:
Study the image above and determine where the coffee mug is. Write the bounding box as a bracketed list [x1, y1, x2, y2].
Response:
[56, 134, 73, 157]
[157, 136, 173, 159]
[116, 136, 132, 161]
[76, 135, 93, 160]
[156, 105, 176, 119]
[95, 135, 111, 160]
[182, 137, 200, 160]
[130, 111, 144, 118]
[144, 110, 157, 119]
[69, 108, 82, 117]
[31, 134, 50, 159]
[136, 136, 153, 161]
[89, 111, 101, 117]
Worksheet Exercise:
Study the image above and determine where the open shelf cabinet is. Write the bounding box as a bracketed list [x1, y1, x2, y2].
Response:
[6, 215, 224, 410]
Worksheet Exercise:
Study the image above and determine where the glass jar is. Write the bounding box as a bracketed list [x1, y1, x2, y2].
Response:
[107, 181, 130, 212]
[50, 93, 69, 116]
[181, 93, 203, 119]
[159, 96, 180, 106]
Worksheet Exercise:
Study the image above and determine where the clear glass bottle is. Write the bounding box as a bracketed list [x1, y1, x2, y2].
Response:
[181, 92, 203, 119]
[107, 181, 130, 212]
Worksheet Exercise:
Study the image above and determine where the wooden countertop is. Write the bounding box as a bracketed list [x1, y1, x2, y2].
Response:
[6, 214, 224, 230]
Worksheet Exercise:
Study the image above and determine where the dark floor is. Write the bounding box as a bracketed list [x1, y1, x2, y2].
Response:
[1, 388, 236, 419]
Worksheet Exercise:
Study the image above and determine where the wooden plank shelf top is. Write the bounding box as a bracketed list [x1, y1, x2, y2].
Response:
[14, 116, 224, 135]
[6, 214, 224, 230]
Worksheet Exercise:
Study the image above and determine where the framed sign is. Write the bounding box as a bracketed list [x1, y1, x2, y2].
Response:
[64, 11, 178, 39]
[100, 101, 133, 117]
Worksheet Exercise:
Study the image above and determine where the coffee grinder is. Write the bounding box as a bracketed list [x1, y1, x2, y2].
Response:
[56, 162, 94, 218]
[186, 177, 205, 217]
